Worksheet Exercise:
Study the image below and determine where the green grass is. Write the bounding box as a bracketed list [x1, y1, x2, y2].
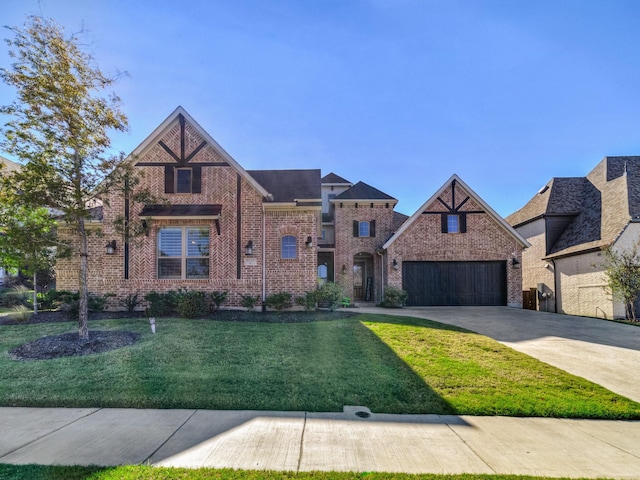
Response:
[0, 465, 605, 480]
[0, 313, 638, 418]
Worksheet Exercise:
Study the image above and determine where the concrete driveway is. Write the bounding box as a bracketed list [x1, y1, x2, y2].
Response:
[357, 306, 640, 403]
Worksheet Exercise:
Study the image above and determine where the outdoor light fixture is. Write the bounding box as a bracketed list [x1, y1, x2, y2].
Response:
[105, 240, 116, 255]
[341, 264, 347, 274]
[245, 240, 254, 256]
[305, 236, 313, 248]
[392, 259, 399, 270]
[511, 258, 521, 269]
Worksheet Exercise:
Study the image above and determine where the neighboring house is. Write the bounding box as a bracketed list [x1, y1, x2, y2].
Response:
[54, 107, 526, 309]
[506, 156, 640, 319]
[0, 155, 22, 284]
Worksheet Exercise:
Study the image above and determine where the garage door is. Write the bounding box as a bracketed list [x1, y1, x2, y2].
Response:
[402, 261, 507, 306]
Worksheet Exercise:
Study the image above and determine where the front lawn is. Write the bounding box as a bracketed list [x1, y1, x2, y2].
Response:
[0, 313, 638, 418]
[0, 464, 601, 480]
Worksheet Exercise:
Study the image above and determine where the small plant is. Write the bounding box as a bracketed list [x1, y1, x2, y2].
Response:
[210, 291, 228, 311]
[266, 292, 292, 311]
[295, 291, 317, 312]
[240, 294, 259, 312]
[88, 293, 115, 312]
[10, 305, 31, 322]
[144, 291, 178, 317]
[382, 286, 408, 308]
[177, 291, 208, 319]
[120, 293, 140, 313]
[316, 282, 344, 311]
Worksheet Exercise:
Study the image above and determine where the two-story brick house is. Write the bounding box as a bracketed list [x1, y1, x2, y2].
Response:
[54, 107, 526, 309]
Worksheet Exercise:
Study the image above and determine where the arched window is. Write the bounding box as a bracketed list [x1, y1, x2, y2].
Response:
[281, 235, 297, 259]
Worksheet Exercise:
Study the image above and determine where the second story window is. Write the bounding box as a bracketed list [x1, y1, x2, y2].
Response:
[441, 213, 466, 233]
[164, 165, 202, 194]
[353, 220, 376, 238]
[176, 168, 192, 193]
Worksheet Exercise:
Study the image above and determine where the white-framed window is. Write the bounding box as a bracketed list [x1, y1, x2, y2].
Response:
[281, 235, 297, 259]
[447, 215, 459, 233]
[158, 227, 209, 279]
[359, 221, 370, 237]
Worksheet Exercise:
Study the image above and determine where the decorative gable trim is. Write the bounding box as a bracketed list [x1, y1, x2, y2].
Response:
[382, 174, 529, 250]
[126, 106, 272, 200]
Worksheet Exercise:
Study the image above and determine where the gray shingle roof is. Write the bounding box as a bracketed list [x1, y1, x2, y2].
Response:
[248, 169, 321, 203]
[507, 156, 640, 258]
[321, 172, 351, 184]
[333, 181, 396, 201]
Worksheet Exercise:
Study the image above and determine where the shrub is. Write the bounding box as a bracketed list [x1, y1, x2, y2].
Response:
[88, 293, 114, 312]
[120, 293, 140, 313]
[210, 291, 228, 311]
[10, 305, 31, 322]
[144, 291, 179, 317]
[295, 291, 317, 312]
[240, 294, 259, 312]
[0, 285, 30, 307]
[266, 292, 292, 311]
[382, 286, 408, 308]
[316, 282, 344, 311]
[177, 291, 208, 319]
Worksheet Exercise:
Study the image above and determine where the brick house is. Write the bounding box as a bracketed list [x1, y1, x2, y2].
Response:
[54, 107, 526, 309]
[506, 156, 640, 319]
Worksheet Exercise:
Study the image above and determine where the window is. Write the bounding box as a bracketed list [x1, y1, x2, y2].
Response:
[158, 227, 209, 279]
[164, 166, 202, 194]
[359, 221, 370, 237]
[447, 215, 459, 233]
[281, 235, 297, 259]
[353, 220, 376, 238]
[441, 213, 466, 233]
[176, 168, 192, 193]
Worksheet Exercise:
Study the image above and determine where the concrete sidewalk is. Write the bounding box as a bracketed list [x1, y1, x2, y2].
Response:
[1, 406, 640, 478]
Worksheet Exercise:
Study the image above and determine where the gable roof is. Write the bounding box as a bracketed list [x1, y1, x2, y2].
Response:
[127, 106, 271, 200]
[507, 156, 640, 258]
[321, 172, 351, 185]
[333, 181, 396, 202]
[248, 169, 321, 205]
[383, 174, 528, 250]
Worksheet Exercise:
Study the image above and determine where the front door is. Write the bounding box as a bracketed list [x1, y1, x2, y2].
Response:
[353, 261, 365, 300]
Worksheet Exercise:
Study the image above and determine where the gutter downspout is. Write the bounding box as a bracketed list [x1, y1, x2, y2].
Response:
[262, 204, 266, 312]
[376, 248, 385, 303]
[550, 258, 558, 313]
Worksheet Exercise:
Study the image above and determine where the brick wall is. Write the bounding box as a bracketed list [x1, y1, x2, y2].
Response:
[334, 201, 397, 302]
[56, 118, 317, 310]
[386, 184, 524, 307]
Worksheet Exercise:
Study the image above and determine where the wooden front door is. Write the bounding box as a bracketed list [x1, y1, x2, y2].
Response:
[353, 261, 365, 300]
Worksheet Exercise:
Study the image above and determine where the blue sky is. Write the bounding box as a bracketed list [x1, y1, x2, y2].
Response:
[2, 0, 640, 217]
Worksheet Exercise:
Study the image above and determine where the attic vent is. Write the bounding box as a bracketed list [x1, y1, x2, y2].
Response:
[537, 185, 549, 195]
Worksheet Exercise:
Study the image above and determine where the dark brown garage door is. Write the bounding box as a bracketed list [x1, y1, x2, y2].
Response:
[402, 261, 507, 306]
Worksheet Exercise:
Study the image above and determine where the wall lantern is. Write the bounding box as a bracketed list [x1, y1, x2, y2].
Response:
[245, 240, 254, 256]
[511, 258, 521, 269]
[105, 240, 117, 255]
[341, 264, 347, 274]
[305, 236, 313, 248]
[392, 259, 399, 270]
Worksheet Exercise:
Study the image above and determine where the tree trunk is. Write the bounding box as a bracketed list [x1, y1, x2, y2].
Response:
[78, 218, 89, 340]
[33, 271, 38, 315]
